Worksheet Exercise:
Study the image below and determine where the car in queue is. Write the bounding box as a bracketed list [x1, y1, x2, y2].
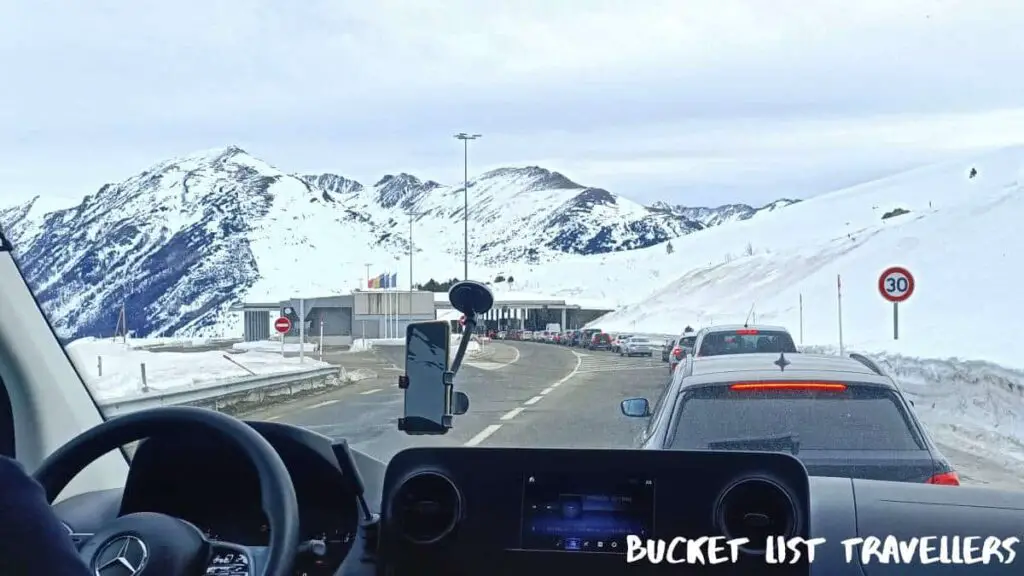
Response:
[621, 352, 959, 485]
[667, 333, 699, 374]
[620, 336, 655, 357]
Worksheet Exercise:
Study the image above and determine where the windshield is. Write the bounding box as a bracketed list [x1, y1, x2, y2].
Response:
[697, 330, 797, 356]
[2, 3, 1023, 494]
[669, 385, 923, 451]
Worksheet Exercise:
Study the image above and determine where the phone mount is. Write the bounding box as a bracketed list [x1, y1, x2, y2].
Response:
[397, 280, 493, 435]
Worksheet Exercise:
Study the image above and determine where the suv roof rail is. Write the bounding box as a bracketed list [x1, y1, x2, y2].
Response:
[848, 353, 883, 375]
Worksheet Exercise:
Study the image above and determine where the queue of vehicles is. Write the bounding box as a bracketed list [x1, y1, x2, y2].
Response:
[493, 327, 648, 354]
[494, 321, 961, 486]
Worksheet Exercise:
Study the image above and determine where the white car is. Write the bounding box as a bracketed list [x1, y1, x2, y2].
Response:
[611, 333, 633, 352]
[621, 336, 654, 357]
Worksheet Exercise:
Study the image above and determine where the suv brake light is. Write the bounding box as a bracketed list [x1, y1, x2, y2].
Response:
[926, 471, 960, 486]
[736, 328, 759, 335]
[730, 382, 847, 392]
[672, 346, 683, 359]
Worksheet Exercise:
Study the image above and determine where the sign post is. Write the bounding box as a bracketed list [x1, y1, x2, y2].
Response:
[274, 316, 292, 357]
[878, 266, 915, 340]
[299, 299, 305, 364]
[837, 275, 844, 355]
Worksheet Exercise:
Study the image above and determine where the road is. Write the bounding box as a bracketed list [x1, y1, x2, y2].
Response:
[243, 341, 664, 463]
[244, 340, 1024, 491]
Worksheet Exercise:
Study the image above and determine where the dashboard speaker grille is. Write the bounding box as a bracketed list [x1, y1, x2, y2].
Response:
[715, 477, 797, 553]
[391, 471, 462, 544]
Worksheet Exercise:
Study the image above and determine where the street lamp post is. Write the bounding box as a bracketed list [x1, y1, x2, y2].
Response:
[453, 132, 481, 280]
[407, 210, 422, 325]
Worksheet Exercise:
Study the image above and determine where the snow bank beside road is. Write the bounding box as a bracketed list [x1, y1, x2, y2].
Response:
[69, 338, 331, 400]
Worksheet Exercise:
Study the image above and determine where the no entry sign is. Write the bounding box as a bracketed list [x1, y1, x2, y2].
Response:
[274, 316, 292, 334]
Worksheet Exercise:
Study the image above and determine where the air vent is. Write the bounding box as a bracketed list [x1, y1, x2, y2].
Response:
[391, 471, 462, 544]
[714, 477, 798, 554]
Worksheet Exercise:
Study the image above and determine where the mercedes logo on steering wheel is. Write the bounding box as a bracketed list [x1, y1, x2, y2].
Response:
[93, 535, 149, 576]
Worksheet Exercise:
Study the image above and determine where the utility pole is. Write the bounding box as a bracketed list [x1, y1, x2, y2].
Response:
[407, 210, 423, 326]
[453, 132, 481, 280]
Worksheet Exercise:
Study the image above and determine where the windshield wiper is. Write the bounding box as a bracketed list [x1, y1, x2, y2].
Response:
[707, 433, 800, 455]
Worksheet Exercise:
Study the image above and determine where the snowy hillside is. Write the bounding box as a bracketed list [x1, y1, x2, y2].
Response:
[566, 146, 1024, 368]
[0, 145, 789, 339]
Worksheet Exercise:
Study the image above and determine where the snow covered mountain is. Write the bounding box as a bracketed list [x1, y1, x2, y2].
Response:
[297, 166, 794, 263]
[0, 145, 791, 339]
[647, 198, 799, 227]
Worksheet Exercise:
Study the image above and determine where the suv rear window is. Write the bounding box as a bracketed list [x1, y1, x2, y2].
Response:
[678, 336, 696, 349]
[697, 330, 796, 356]
[668, 384, 923, 451]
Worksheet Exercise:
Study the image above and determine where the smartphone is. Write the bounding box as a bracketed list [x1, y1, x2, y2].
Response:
[400, 320, 452, 434]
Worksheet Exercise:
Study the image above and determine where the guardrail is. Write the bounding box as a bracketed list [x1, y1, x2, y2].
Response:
[97, 366, 344, 417]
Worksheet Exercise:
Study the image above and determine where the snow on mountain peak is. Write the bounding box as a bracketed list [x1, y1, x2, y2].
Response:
[0, 146, 796, 338]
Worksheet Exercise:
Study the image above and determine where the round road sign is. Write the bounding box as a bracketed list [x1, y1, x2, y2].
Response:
[274, 316, 292, 334]
[878, 266, 915, 303]
[459, 314, 466, 326]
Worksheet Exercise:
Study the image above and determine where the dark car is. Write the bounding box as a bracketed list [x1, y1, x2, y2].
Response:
[661, 338, 674, 362]
[577, 328, 601, 347]
[620, 352, 959, 485]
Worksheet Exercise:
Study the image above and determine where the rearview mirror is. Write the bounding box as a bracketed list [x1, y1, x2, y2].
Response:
[620, 398, 650, 418]
[398, 320, 453, 435]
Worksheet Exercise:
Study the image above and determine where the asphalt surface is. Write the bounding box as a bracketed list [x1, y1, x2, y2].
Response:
[243, 340, 1024, 491]
[243, 341, 665, 463]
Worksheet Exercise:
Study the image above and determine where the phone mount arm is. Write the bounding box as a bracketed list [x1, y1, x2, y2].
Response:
[397, 281, 492, 435]
[448, 313, 477, 377]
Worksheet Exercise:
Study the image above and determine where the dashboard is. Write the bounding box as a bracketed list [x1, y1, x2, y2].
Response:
[53, 422, 1024, 576]
[379, 447, 811, 575]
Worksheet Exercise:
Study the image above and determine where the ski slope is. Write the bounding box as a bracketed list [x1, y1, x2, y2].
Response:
[563, 146, 1024, 369]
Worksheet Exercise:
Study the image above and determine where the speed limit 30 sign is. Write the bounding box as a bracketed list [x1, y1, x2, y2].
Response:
[879, 266, 914, 340]
[878, 266, 915, 303]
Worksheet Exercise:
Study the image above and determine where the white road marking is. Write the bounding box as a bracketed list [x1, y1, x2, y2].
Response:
[465, 349, 585, 446]
[307, 399, 339, 409]
[508, 345, 521, 365]
[501, 407, 525, 420]
[360, 388, 381, 395]
[549, 350, 583, 388]
[464, 424, 503, 446]
[267, 415, 281, 421]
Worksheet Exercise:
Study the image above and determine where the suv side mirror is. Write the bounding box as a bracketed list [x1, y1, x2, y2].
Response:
[620, 398, 651, 418]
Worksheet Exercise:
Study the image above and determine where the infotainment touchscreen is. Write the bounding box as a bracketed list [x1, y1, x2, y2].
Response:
[519, 473, 655, 554]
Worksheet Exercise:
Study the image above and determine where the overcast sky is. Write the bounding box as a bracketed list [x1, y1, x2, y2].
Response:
[3, 0, 1024, 209]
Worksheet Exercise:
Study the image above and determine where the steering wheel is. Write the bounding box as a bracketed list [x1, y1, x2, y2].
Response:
[33, 406, 300, 576]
